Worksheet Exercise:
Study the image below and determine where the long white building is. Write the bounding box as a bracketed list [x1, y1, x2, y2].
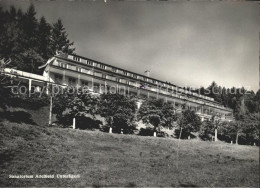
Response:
[40, 53, 233, 121]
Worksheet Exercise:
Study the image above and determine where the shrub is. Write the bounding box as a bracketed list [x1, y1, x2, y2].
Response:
[139, 127, 154, 136]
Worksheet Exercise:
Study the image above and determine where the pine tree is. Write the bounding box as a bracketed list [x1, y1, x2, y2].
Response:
[207, 81, 222, 103]
[17, 4, 44, 73]
[38, 16, 52, 60]
[50, 19, 75, 54]
[9, 6, 17, 21]
[22, 4, 39, 47]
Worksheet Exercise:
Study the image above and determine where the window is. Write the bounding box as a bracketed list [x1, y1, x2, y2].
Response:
[59, 62, 68, 68]
[116, 78, 121, 82]
[110, 76, 116, 81]
[81, 80, 88, 86]
[100, 64, 106, 69]
[76, 67, 82, 72]
[68, 77, 76, 85]
[73, 56, 80, 62]
[102, 74, 106, 79]
[55, 74, 62, 80]
[152, 80, 157, 84]
[123, 71, 128, 76]
[112, 68, 117, 73]
[54, 74, 63, 83]
[87, 60, 93, 66]
[133, 74, 137, 79]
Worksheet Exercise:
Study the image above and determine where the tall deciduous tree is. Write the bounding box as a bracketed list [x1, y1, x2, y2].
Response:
[99, 93, 137, 134]
[176, 109, 201, 139]
[199, 119, 215, 141]
[138, 99, 176, 134]
[53, 87, 99, 127]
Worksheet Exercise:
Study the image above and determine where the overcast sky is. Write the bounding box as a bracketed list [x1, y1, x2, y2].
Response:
[1, 0, 259, 91]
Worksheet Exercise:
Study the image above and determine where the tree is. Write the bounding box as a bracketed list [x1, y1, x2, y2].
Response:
[242, 113, 259, 145]
[0, 4, 43, 74]
[99, 93, 137, 134]
[176, 109, 201, 139]
[255, 90, 260, 112]
[219, 121, 243, 144]
[161, 102, 177, 129]
[206, 81, 222, 103]
[199, 119, 215, 141]
[137, 99, 176, 135]
[0, 6, 22, 62]
[0, 58, 13, 110]
[222, 116, 259, 145]
[22, 4, 38, 39]
[50, 19, 75, 54]
[38, 16, 52, 61]
[53, 87, 99, 127]
[0, 5, 75, 74]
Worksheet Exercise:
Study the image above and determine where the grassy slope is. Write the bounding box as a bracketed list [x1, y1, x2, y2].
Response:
[0, 119, 259, 187]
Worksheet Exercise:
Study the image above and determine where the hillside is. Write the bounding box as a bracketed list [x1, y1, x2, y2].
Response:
[0, 119, 259, 187]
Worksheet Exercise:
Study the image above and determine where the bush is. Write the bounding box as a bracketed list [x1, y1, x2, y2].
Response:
[10, 93, 49, 110]
[139, 128, 154, 136]
[157, 131, 169, 138]
[76, 116, 102, 130]
[0, 110, 37, 125]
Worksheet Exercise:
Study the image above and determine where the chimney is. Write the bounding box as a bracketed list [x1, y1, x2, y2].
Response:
[144, 70, 150, 77]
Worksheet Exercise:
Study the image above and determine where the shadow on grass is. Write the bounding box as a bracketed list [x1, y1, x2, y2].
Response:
[0, 149, 16, 166]
[0, 111, 37, 125]
[179, 183, 198, 187]
[76, 116, 102, 130]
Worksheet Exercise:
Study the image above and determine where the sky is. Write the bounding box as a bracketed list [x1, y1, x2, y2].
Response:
[1, 0, 259, 92]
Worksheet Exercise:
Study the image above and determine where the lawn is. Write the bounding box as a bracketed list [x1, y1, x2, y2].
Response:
[0, 119, 259, 187]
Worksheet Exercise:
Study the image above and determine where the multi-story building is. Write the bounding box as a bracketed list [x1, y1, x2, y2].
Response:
[41, 53, 233, 121]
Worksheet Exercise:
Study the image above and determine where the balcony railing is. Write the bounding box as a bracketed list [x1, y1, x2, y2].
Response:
[53, 56, 232, 112]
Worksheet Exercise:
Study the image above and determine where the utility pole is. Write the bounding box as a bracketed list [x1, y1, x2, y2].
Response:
[47, 63, 52, 126]
[49, 95, 53, 126]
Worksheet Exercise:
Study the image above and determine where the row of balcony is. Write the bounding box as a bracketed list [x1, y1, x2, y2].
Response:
[51, 62, 232, 113]
[52, 58, 232, 112]
[65, 55, 215, 102]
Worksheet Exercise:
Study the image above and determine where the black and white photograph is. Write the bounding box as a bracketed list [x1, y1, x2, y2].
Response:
[0, 0, 259, 187]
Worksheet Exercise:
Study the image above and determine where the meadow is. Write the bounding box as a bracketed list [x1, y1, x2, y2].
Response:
[0, 117, 258, 187]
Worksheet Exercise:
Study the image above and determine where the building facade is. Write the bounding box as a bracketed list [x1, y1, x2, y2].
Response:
[42, 54, 233, 122]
